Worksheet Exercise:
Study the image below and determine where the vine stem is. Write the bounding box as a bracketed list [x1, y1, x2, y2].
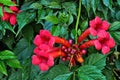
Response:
[75, 0, 82, 43]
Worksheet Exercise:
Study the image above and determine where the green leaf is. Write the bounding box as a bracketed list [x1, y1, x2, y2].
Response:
[0, 61, 7, 76]
[43, 15, 58, 24]
[82, 0, 91, 16]
[29, 2, 42, 9]
[77, 65, 106, 80]
[109, 21, 120, 31]
[16, 11, 36, 36]
[70, 29, 76, 39]
[22, 25, 34, 42]
[40, 64, 70, 80]
[4, 7, 14, 13]
[91, 0, 99, 14]
[117, 0, 120, 5]
[51, 26, 60, 36]
[48, 2, 61, 9]
[116, 11, 120, 20]
[3, 21, 16, 34]
[6, 59, 21, 68]
[0, 50, 16, 60]
[0, 7, 3, 16]
[115, 59, 120, 70]
[0, 0, 16, 6]
[80, 20, 88, 31]
[13, 38, 34, 60]
[109, 31, 120, 44]
[102, 0, 113, 10]
[53, 72, 73, 80]
[83, 53, 106, 70]
[62, 2, 77, 16]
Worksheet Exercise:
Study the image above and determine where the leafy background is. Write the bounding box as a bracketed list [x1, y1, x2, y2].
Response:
[0, 0, 120, 80]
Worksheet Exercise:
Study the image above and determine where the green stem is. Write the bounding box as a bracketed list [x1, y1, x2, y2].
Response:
[75, 0, 82, 43]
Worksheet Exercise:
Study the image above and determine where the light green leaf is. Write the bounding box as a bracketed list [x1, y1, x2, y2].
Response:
[43, 15, 58, 24]
[6, 59, 21, 68]
[4, 7, 14, 13]
[54, 72, 73, 80]
[48, 2, 61, 9]
[0, 61, 7, 76]
[109, 21, 120, 31]
[0, 50, 16, 60]
[102, 0, 113, 10]
[80, 20, 88, 31]
[91, 0, 99, 14]
[0, 7, 3, 16]
[0, 0, 16, 6]
[77, 65, 106, 80]
[83, 54, 106, 70]
[51, 26, 60, 36]
[16, 11, 36, 36]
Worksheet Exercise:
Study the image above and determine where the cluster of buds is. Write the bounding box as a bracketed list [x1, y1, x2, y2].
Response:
[32, 16, 115, 72]
[0, 0, 20, 25]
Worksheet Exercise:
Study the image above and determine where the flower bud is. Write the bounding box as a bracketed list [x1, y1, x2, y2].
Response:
[9, 14, 16, 25]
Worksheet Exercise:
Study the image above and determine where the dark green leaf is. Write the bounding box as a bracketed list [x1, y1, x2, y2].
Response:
[70, 29, 76, 39]
[116, 11, 120, 20]
[109, 21, 120, 31]
[40, 64, 70, 80]
[16, 11, 36, 36]
[115, 59, 120, 70]
[62, 2, 77, 16]
[0, 61, 7, 76]
[0, 50, 16, 60]
[77, 65, 106, 80]
[109, 31, 120, 44]
[0, 0, 16, 6]
[22, 25, 34, 42]
[53, 72, 73, 80]
[13, 38, 34, 60]
[91, 0, 99, 14]
[84, 53, 106, 70]
[29, 2, 42, 9]
[117, 0, 120, 5]
[43, 16, 58, 24]
[102, 0, 113, 10]
[6, 59, 21, 68]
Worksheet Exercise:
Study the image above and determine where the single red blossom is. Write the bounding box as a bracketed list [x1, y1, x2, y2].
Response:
[10, 6, 19, 12]
[9, 14, 16, 25]
[32, 55, 41, 65]
[2, 12, 10, 21]
[34, 30, 55, 47]
[89, 16, 110, 36]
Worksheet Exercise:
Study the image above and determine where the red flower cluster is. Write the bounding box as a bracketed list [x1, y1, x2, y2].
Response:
[78, 16, 115, 54]
[32, 16, 115, 72]
[0, 0, 20, 25]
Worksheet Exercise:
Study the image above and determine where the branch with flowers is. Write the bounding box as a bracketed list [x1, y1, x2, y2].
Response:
[32, 16, 115, 72]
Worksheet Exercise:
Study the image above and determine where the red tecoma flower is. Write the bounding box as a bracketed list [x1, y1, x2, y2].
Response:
[9, 14, 17, 25]
[34, 30, 55, 49]
[79, 30, 115, 54]
[89, 16, 110, 36]
[78, 16, 110, 43]
[32, 48, 65, 72]
[1, 12, 10, 21]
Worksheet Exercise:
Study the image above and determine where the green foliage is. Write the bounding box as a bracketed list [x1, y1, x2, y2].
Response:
[77, 65, 106, 80]
[83, 53, 106, 70]
[0, 0, 120, 80]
